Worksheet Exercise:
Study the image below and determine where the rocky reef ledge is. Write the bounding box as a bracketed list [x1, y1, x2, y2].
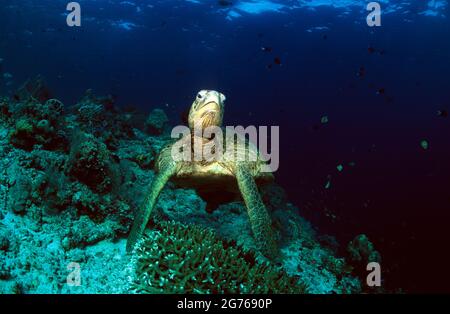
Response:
[0, 78, 378, 294]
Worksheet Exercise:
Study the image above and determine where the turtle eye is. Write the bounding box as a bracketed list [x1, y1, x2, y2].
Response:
[197, 93, 202, 99]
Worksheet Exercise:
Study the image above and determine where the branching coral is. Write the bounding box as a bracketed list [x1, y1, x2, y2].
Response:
[129, 221, 306, 294]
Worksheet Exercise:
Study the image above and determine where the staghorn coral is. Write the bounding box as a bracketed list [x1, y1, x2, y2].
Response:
[129, 221, 306, 294]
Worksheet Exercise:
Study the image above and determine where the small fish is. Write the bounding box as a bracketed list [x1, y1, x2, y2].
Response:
[420, 140, 429, 150]
[376, 88, 385, 95]
[437, 109, 448, 117]
[357, 66, 365, 78]
[218, 0, 233, 7]
[261, 46, 272, 52]
[368, 46, 376, 54]
[274, 57, 282, 65]
[322, 34, 328, 40]
[368, 46, 386, 55]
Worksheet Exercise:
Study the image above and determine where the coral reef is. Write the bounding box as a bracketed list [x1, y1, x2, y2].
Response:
[7, 98, 68, 151]
[347, 234, 382, 292]
[129, 221, 305, 294]
[0, 83, 365, 294]
[66, 132, 118, 194]
[145, 108, 169, 135]
[347, 234, 381, 265]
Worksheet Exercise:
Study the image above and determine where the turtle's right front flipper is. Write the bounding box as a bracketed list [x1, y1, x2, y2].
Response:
[235, 163, 278, 259]
[126, 158, 177, 252]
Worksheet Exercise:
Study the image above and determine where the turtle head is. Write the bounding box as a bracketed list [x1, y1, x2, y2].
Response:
[188, 90, 226, 131]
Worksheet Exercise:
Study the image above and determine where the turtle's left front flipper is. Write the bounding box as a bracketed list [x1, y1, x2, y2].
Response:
[236, 164, 278, 259]
[126, 157, 177, 253]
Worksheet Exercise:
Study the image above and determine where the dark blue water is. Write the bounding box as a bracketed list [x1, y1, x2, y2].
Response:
[1, 0, 450, 292]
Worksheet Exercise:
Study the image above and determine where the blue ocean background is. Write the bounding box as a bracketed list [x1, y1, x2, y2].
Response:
[1, 0, 449, 292]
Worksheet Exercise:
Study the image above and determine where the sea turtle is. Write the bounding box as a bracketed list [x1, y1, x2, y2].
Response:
[127, 90, 278, 258]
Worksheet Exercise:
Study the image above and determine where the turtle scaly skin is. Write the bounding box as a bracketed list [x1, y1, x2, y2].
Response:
[127, 90, 278, 258]
[235, 164, 278, 257]
[126, 149, 178, 252]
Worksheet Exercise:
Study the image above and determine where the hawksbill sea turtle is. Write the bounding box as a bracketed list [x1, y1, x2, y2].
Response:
[127, 90, 278, 258]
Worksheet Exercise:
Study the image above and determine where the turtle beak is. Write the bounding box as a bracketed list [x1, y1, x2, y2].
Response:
[199, 91, 223, 109]
[189, 90, 225, 130]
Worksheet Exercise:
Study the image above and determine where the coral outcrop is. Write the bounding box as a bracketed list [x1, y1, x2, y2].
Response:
[145, 108, 169, 135]
[8, 98, 68, 151]
[347, 234, 381, 265]
[67, 132, 118, 194]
